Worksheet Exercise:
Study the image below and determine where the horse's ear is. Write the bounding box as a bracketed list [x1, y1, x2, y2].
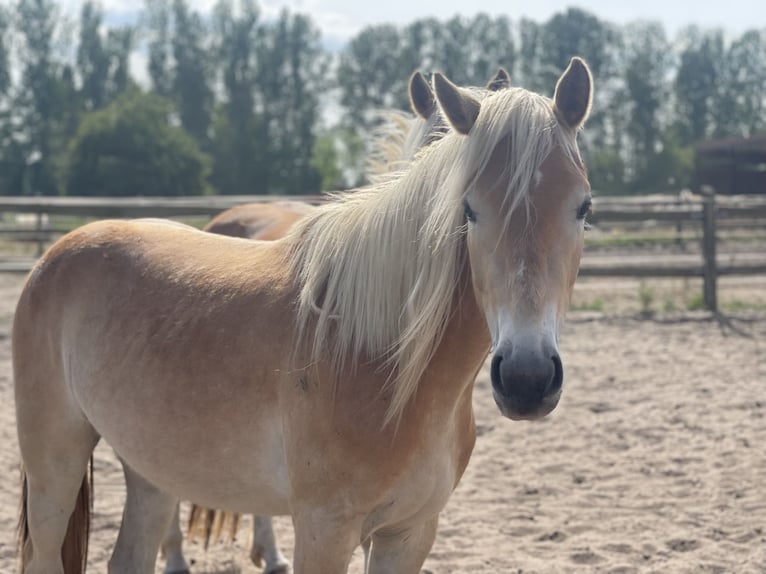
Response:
[433, 72, 481, 135]
[553, 57, 593, 130]
[409, 71, 436, 119]
[486, 67, 511, 91]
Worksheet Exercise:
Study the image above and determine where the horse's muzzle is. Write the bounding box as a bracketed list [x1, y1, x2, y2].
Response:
[490, 344, 563, 420]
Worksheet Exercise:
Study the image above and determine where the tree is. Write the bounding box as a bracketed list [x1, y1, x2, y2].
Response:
[77, 1, 110, 110]
[338, 14, 515, 130]
[0, 5, 10, 97]
[674, 27, 724, 143]
[15, 0, 63, 195]
[310, 132, 342, 191]
[107, 26, 136, 100]
[337, 24, 405, 126]
[517, 17, 543, 90]
[208, 0, 261, 195]
[145, 0, 172, 97]
[620, 21, 673, 191]
[255, 9, 326, 193]
[66, 90, 211, 196]
[171, 0, 213, 145]
[712, 30, 766, 137]
[430, 14, 515, 87]
[537, 8, 620, 160]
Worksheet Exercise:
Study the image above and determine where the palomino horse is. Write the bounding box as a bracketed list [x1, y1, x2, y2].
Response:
[14, 57, 592, 574]
[172, 67, 511, 574]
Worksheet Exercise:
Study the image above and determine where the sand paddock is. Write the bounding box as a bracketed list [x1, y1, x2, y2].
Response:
[0, 272, 764, 573]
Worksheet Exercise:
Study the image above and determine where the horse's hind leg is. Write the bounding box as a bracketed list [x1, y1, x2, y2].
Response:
[366, 516, 438, 574]
[109, 463, 180, 574]
[160, 503, 191, 574]
[18, 415, 99, 574]
[251, 516, 289, 574]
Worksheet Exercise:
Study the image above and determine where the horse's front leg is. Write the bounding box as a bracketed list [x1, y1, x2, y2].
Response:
[365, 515, 439, 574]
[291, 509, 361, 574]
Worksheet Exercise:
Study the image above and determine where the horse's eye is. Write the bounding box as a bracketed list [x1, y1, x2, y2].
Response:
[463, 199, 476, 223]
[576, 198, 592, 220]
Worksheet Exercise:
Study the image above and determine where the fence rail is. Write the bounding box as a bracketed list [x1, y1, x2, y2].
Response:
[1, 193, 765, 312]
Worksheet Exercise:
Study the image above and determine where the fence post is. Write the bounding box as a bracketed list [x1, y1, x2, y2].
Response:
[701, 186, 717, 312]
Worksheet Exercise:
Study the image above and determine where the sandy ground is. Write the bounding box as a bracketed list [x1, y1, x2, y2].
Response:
[0, 271, 764, 573]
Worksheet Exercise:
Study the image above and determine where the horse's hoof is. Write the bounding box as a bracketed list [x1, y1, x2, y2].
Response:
[264, 563, 290, 574]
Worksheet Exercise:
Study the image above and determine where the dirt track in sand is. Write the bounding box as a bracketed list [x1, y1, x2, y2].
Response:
[0, 272, 764, 573]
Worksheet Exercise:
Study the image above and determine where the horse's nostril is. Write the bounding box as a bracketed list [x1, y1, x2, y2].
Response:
[549, 354, 563, 395]
[490, 353, 504, 392]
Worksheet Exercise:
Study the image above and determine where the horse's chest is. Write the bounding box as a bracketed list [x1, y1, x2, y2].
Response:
[362, 425, 473, 536]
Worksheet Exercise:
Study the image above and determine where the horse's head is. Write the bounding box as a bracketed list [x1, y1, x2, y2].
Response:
[434, 58, 592, 421]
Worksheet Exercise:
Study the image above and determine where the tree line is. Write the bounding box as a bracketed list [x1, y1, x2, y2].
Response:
[0, 1, 764, 197]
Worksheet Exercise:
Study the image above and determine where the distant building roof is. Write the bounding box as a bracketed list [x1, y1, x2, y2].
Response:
[696, 132, 766, 163]
[694, 133, 766, 195]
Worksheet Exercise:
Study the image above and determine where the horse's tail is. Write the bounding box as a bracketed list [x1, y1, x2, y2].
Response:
[18, 457, 93, 574]
[187, 504, 241, 549]
[17, 467, 28, 573]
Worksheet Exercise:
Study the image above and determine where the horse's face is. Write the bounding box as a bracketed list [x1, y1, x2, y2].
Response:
[434, 58, 593, 421]
[465, 139, 590, 421]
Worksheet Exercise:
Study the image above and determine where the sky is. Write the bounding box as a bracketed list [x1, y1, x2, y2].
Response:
[52, 0, 764, 50]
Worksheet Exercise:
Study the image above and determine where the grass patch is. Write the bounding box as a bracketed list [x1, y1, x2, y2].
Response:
[585, 234, 690, 249]
[572, 298, 606, 312]
[638, 281, 655, 316]
[685, 292, 706, 311]
[721, 299, 766, 312]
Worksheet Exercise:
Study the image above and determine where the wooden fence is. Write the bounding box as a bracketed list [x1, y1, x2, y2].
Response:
[1, 193, 765, 312]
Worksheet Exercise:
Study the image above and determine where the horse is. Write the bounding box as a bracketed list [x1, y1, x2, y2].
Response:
[14, 57, 593, 574]
[172, 67, 511, 574]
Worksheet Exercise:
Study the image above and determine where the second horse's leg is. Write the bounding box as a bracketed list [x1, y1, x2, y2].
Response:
[109, 463, 181, 574]
[251, 515, 290, 573]
[160, 503, 191, 574]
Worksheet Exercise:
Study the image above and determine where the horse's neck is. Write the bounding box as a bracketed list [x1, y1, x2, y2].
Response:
[418, 253, 491, 406]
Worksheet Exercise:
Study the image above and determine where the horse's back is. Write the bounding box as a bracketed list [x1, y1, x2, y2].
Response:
[205, 201, 315, 240]
[14, 217, 296, 401]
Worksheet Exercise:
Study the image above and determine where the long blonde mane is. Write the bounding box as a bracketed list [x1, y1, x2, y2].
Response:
[290, 87, 581, 425]
[365, 109, 446, 182]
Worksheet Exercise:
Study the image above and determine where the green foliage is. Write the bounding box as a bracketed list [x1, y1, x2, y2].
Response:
[674, 27, 723, 143]
[145, 0, 172, 97]
[310, 133, 342, 191]
[686, 292, 706, 311]
[1, 2, 765, 198]
[712, 30, 766, 137]
[308, 126, 367, 191]
[65, 90, 211, 196]
[255, 9, 326, 194]
[572, 298, 606, 312]
[338, 14, 515, 128]
[587, 149, 626, 195]
[77, 2, 110, 110]
[0, 5, 10, 96]
[638, 281, 655, 316]
[171, 0, 213, 145]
